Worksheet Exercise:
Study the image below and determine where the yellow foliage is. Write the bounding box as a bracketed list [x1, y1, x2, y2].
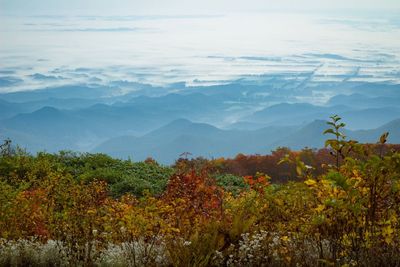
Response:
[304, 179, 317, 186]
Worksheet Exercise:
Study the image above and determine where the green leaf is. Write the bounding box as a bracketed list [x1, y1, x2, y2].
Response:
[323, 129, 335, 135]
[327, 171, 349, 191]
[330, 115, 341, 122]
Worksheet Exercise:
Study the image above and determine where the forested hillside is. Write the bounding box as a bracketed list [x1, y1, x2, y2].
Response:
[1, 116, 400, 266]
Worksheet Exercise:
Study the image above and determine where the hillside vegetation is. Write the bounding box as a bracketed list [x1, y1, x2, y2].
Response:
[0, 116, 400, 266]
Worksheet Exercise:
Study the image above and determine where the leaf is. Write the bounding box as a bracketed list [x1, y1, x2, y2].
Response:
[324, 140, 333, 148]
[278, 155, 290, 165]
[325, 140, 339, 150]
[304, 179, 317, 186]
[281, 235, 289, 242]
[382, 225, 394, 244]
[330, 115, 341, 122]
[327, 172, 349, 190]
[348, 140, 358, 145]
[274, 198, 284, 206]
[315, 204, 325, 212]
[379, 132, 389, 144]
[337, 122, 346, 129]
[296, 165, 303, 176]
[323, 129, 335, 135]
[277, 159, 286, 165]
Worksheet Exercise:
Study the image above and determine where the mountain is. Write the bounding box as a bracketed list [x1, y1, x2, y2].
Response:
[341, 107, 400, 129]
[93, 119, 227, 162]
[243, 102, 400, 130]
[0, 92, 235, 152]
[3, 100, 399, 163]
[0, 85, 120, 102]
[244, 103, 352, 125]
[93, 119, 300, 163]
[275, 118, 400, 150]
[353, 119, 400, 144]
[225, 121, 269, 130]
[1, 81, 400, 160]
[0, 99, 26, 120]
[0, 96, 114, 120]
[0, 106, 98, 151]
[94, 117, 400, 164]
[24, 97, 110, 111]
[3, 106, 80, 136]
[349, 83, 400, 98]
[327, 93, 400, 109]
[273, 120, 328, 149]
[144, 118, 221, 140]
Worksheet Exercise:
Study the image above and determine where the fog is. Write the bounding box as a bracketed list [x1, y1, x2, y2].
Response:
[1, 12, 399, 93]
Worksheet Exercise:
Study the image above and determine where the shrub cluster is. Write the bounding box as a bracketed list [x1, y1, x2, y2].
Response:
[0, 116, 400, 266]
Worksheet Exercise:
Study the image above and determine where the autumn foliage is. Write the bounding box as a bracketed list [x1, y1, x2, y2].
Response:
[1, 116, 400, 266]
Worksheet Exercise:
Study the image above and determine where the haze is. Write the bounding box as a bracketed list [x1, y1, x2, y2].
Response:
[1, 0, 400, 15]
[0, 0, 399, 162]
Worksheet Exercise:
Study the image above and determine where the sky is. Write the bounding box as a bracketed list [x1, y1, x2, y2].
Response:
[1, 0, 400, 16]
[0, 0, 399, 94]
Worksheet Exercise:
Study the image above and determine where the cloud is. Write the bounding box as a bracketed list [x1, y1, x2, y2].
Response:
[1, 0, 399, 16]
[319, 18, 400, 32]
[29, 73, 65, 80]
[27, 27, 143, 32]
[0, 70, 15, 75]
[58, 27, 141, 32]
[0, 77, 23, 87]
[305, 53, 354, 61]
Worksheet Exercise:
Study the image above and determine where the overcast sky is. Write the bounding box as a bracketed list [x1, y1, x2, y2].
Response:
[1, 0, 400, 16]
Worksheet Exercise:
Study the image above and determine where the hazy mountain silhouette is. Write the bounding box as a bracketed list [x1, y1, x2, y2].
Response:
[0, 85, 119, 102]
[0, 99, 26, 120]
[93, 119, 299, 163]
[328, 93, 400, 108]
[243, 102, 400, 129]
[93, 118, 400, 163]
[1, 81, 400, 161]
[353, 119, 400, 143]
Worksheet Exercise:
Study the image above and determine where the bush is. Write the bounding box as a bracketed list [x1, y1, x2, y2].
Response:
[1, 116, 400, 266]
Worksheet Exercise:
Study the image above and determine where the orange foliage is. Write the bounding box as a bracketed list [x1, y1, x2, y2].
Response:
[163, 170, 224, 221]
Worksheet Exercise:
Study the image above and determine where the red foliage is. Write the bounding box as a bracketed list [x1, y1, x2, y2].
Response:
[243, 173, 270, 194]
[163, 170, 224, 219]
[17, 188, 49, 238]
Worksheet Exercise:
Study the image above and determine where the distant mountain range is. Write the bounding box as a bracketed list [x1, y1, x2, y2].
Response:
[242, 102, 400, 130]
[93, 118, 400, 164]
[1, 81, 399, 163]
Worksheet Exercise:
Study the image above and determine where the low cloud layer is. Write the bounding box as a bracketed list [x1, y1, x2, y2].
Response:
[1, 0, 400, 16]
